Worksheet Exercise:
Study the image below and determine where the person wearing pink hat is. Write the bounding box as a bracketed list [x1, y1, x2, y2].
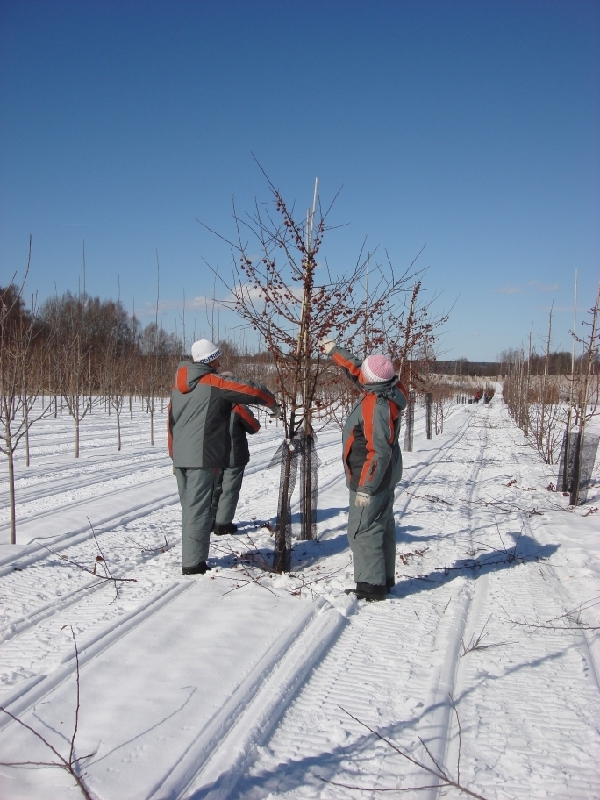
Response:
[320, 339, 408, 601]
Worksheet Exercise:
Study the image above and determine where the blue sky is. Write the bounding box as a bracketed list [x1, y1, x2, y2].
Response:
[1, 0, 598, 360]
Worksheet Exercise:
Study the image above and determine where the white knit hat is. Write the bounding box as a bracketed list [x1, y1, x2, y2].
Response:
[191, 339, 221, 363]
[361, 354, 396, 384]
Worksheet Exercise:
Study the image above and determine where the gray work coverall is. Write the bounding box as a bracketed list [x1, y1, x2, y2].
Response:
[168, 361, 275, 568]
[212, 403, 260, 527]
[330, 346, 408, 586]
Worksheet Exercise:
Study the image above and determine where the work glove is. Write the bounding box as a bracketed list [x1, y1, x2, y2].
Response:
[318, 337, 336, 355]
[355, 491, 371, 507]
[270, 403, 282, 419]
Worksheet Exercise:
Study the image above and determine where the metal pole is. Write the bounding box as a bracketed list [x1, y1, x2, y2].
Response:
[404, 390, 415, 452]
[563, 270, 578, 492]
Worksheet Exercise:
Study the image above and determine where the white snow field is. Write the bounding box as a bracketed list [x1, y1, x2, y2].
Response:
[0, 394, 599, 800]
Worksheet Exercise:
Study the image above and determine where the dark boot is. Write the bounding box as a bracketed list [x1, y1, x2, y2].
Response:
[182, 561, 211, 575]
[214, 522, 238, 536]
[386, 577, 395, 592]
[345, 582, 387, 601]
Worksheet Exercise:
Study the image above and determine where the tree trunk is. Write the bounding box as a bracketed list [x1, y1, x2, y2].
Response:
[524, 334, 532, 437]
[404, 391, 415, 451]
[300, 433, 313, 541]
[24, 404, 30, 467]
[425, 392, 432, 439]
[75, 414, 80, 458]
[570, 432, 582, 506]
[273, 442, 293, 573]
[7, 424, 16, 545]
[273, 397, 299, 573]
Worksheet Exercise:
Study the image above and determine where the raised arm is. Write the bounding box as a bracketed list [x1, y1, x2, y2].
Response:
[319, 339, 363, 389]
[233, 403, 261, 434]
[202, 373, 277, 409]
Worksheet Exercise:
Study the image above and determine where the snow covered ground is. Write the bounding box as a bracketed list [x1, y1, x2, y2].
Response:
[0, 393, 599, 799]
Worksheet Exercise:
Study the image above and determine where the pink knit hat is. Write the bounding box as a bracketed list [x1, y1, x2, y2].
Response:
[361, 354, 396, 384]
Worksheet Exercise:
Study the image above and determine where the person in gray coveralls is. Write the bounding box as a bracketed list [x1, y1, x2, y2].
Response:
[168, 339, 278, 575]
[320, 338, 408, 601]
[211, 402, 260, 536]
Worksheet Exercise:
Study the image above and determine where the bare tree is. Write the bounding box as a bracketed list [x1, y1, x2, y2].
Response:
[104, 329, 127, 451]
[60, 296, 95, 459]
[200, 169, 422, 571]
[0, 238, 50, 543]
[570, 281, 600, 504]
[504, 317, 567, 467]
[144, 252, 161, 446]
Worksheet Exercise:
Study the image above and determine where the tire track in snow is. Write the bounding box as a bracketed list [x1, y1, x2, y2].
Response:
[0, 426, 339, 711]
[0, 420, 289, 702]
[504, 427, 600, 689]
[231, 404, 600, 799]
[0, 580, 191, 732]
[412, 404, 600, 799]
[5, 402, 597, 798]
[232, 593, 458, 798]
[439, 406, 600, 799]
[0, 463, 174, 530]
[0, 503, 185, 702]
[0, 449, 167, 499]
[230, 408, 492, 799]
[398, 412, 491, 796]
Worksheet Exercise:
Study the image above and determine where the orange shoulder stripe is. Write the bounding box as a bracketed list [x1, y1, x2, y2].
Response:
[344, 429, 355, 481]
[176, 366, 189, 393]
[201, 374, 274, 406]
[388, 401, 399, 443]
[332, 350, 361, 379]
[234, 403, 261, 432]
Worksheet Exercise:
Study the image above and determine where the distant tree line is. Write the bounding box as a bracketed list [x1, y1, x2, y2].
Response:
[499, 348, 598, 377]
